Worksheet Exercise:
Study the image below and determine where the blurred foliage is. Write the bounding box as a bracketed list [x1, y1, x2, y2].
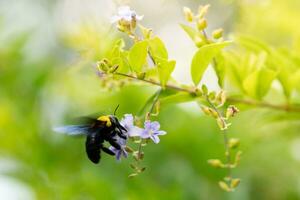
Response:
[1, 0, 300, 200]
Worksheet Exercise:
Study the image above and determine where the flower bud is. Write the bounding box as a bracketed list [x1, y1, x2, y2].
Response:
[226, 105, 239, 118]
[97, 59, 110, 72]
[229, 138, 240, 149]
[108, 65, 119, 73]
[216, 90, 226, 106]
[125, 146, 134, 153]
[218, 181, 231, 192]
[197, 18, 207, 31]
[128, 173, 138, 178]
[234, 151, 242, 166]
[201, 106, 211, 116]
[208, 159, 224, 168]
[217, 118, 229, 130]
[212, 28, 223, 39]
[183, 7, 194, 22]
[201, 84, 208, 95]
[198, 4, 210, 18]
[208, 91, 216, 100]
[231, 178, 240, 189]
[139, 25, 152, 39]
[137, 72, 146, 80]
[194, 36, 205, 48]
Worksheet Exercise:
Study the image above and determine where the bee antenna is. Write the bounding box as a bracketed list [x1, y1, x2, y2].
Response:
[113, 104, 120, 115]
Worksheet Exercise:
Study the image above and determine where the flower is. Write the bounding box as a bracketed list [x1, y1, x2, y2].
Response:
[109, 137, 128, 161]
[111, 6, 143, 24]
[120, 114, 143, 137]
[140, 121, 166, 144]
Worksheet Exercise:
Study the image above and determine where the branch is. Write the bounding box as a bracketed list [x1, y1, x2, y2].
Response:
[113, 72, 300, 113]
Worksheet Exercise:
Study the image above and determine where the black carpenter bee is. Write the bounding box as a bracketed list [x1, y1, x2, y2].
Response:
[54, 107, 127, 164]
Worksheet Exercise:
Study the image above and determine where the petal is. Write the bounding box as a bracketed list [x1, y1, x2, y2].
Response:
[144, 120, 152, 130]
[155, 130, 167, 136]
[127, 126, 143, 137]
[140, 130, 150, 139]
[122, 149, 128, 158]
[136, 15, 144, 21]
[150, 121, 160, 131]
[110, 15, 121, 23]
[116, 151, 122, 161]
[118, 6, 131, 15]
[120, 114, 134, 128]
[150, 135, 160, 144]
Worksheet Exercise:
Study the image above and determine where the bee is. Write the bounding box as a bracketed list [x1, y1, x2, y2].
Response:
[54, 107, 127, 164]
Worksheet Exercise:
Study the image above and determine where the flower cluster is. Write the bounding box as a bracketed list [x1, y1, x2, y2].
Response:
[111, 6, 143, 34]
[108, 114, 167, 161]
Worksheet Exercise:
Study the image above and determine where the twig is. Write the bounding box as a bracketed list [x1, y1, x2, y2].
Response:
[113, 72, 300, 113]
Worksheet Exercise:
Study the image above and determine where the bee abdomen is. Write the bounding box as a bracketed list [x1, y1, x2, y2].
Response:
[85, 132, 103, 164]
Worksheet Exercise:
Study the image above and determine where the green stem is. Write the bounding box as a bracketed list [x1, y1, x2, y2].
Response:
[205, 95, 232, 180]
[113, 72, 300, 113]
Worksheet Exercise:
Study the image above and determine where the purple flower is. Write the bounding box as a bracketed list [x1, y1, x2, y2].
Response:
[140, 121, 167, 144]
[109, 137, 128, 161]
[111, 6, 143, 24]
[120, 114, 143, 137]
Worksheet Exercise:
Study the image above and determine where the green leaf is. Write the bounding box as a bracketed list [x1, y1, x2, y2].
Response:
[214, 53, 226, 88]
[148, 37, 168, 60]
[180, 24, 204, 42]
[160, 92, 197, 105]
[191, 41, 232, 86]
[157, 60, 176, 87]
[128, 41, 148, 72]
[242, 67, 277, 99]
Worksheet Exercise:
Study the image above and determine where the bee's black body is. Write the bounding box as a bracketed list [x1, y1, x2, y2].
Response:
[55, 115, 127, 164]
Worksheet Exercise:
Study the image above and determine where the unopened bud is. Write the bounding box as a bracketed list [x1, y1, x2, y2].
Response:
[139, 25, 152, 39]
[226, 105, 239, 118]
[201, 84, 208, 95]
[230, 178, 240, 189]
[108, 65, 119, 73]
[229, 138, 240, 149]
[216, 90, 226, 106]
[198, 4, 210, 18]
[208, 91, 216, 100]
[219, 181, 231, 192]
[201, 106, 211, 115]
[195, 36, 205, 48]
[183, 7, 194, 22]
[208, 159, 224, 168]
[217, 118, 228, 130]
[197, 18, 207, 31]
[97, 59, 110, 72]
[128, 173, 138, 178]
[137, 72, 146, 80]
[212, 28, 223, 39]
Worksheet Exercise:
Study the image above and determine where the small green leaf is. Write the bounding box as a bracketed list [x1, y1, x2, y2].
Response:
[157, 60, 176, 87]
[148, 37, 168, 60]
[242, 67, 277, 99]
[160, 92, 196, 105]
[180, 24, 203, 42]
[191, 41, 232, 86]
[128, 41, 148, 73]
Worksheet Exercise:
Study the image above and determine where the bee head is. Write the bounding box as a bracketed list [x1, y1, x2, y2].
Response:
[108, 115, 120, 127]
[97, 115, 112, 127]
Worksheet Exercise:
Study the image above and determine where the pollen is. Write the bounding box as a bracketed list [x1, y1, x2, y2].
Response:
[97, 115, 112, 127]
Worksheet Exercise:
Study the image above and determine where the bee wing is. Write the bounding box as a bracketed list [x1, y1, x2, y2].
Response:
[53, 125, 90, 136]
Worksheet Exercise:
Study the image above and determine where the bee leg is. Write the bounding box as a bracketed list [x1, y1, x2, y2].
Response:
[107, 137, 121, 150]
[118, 124, 127, 132]
[102, 146, 115, 156]
[117, 129, 127, 139]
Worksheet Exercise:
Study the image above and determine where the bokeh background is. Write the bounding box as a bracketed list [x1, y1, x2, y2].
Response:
[1, 0, 300, 199]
